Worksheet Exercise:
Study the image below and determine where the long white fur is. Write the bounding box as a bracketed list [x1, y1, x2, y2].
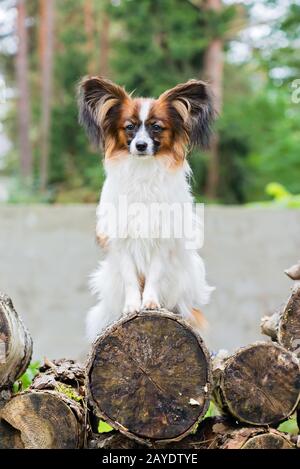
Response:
[86, 152, 214, 342]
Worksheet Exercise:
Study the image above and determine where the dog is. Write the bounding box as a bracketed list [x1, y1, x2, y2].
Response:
[78, 77, 215, 341]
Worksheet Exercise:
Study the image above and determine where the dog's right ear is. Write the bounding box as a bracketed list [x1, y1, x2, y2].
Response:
[78, 76, 128, 149]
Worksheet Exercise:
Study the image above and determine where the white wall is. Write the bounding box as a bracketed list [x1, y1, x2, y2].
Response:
[0, 205, 299, 362]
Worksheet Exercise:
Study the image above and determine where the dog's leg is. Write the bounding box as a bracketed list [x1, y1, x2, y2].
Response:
[142, 254, 162, 310]
[121, 252, 141, 315]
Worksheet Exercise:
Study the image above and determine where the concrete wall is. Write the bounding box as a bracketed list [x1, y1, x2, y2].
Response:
[0, 205, 299, 362]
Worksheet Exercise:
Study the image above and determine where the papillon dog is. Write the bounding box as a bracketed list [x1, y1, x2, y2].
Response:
[78, 77, 215, 341]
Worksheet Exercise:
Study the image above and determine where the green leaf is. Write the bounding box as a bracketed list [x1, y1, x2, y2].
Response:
[98, 420, 114, 434]
[13, 361, 41, 392]
[204, 401, 220, 419]
[277, 416, 299, 435]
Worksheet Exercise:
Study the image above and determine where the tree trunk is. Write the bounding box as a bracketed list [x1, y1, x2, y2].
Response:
[0, 390, 85, 448]
[213, 342, 300, 425]
[0, 294, 32, 396]
[84, 0, 96, 74]
[203, 0, 224, 199]
[39, 0, 55, 191]
[16, 0, 33, 184]
[86, 310, 212, 446]
[99, 10, 110, 77]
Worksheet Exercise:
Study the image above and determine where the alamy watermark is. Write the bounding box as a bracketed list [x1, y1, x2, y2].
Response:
[96, 197, 205, 250]
[291, 79, 300, 104]
[0, 77, 7, 104]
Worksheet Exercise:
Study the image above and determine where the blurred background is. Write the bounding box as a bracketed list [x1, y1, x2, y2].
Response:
[0, 0, 299, 361]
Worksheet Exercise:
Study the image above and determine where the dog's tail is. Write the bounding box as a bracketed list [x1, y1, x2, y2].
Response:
[189, 307, 209, 329]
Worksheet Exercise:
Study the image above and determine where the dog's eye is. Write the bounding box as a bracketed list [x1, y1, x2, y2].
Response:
[125, 124, 135, 131]
[152, 124, 162, 132]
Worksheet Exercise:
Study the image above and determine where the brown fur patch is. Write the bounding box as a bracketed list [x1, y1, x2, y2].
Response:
[138, 274, 145, 293]
[189, 308, 208, 329]
[96, 232, 109, 249]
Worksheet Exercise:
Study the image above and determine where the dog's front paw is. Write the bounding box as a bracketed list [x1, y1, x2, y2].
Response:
[123, 298, 142, 315]
[142, 298, 161, 310]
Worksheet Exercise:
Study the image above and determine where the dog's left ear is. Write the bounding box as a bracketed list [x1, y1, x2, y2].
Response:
[159, 79, 215, 148]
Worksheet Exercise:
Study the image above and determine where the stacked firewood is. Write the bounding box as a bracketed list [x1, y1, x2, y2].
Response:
[0, 262, 300, 449]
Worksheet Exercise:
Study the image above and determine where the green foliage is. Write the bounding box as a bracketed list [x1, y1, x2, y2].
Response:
[277, 415, 299, 435]
[204, 400, 220, 419]
[109, 0, 208, 96]
[13, 361, 40, 393]
[55, 383, 83, 402]
[248, 182, 300, 208]
[98, 419, 114, 433]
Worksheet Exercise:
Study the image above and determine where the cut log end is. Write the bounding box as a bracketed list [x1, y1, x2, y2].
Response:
[0, 391, 84, 449]
[0, 293, 32, 389]
[215, 427, 294, 449]
[214, 342, 300, 426]
[241, 431, 293, 449]
[86, 310, 212, 445]
[0, 418, 23, 449]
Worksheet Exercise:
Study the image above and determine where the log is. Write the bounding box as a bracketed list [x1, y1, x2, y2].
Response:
[88, 417, 234, 449]
[86, 310, 212, 446]
[88, 417, 294, 450]
[210, 427, 294, 449]
[213, 342, 300, 425]
[163, 416, 236, 449]
[261, 287, 300, 358]
[0, 390, 85, 448]
[0, 418, 23, 449]
[0, 356, 86, 448]
[0, 293, 32, 395]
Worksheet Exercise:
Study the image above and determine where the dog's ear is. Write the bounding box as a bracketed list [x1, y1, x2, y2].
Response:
[78, 76, 129, 148]
[159, 79, 215, 148]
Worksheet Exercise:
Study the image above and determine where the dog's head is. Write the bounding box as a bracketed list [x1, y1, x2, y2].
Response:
[78, 77, 215, 167]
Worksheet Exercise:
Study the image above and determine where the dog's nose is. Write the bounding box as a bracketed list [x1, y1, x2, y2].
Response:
[136, 141, 148, 152]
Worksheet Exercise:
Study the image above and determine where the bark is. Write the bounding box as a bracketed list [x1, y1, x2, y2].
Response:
[31, 357, 85, 393]
[16, 0, 33, 183]
[0, 293, 32, 395]
[0, 390, 85, 448]
[203, 0, 224, 199]
[86, 310, 212, 446]
[261, 286, 300, 358]
[39, 0, 55, 190]
[213, 342, 300, 425]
